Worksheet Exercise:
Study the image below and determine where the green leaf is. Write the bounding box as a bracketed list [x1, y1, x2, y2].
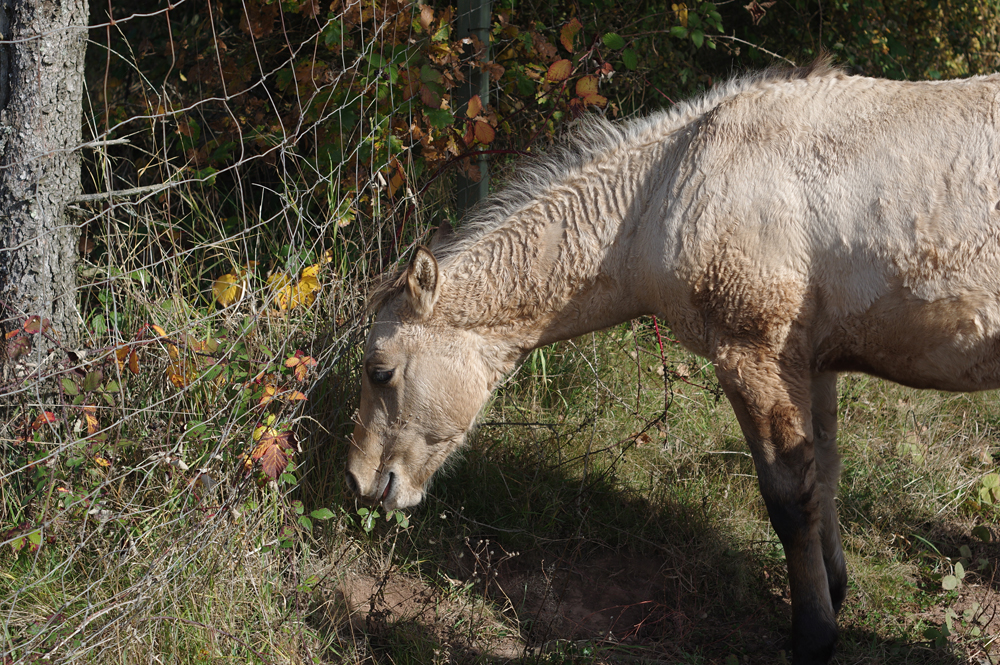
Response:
[955, 561, 965, 579]
[425, 108, 455, 129]
[62, 378, 79, 396]
[972, 525, 992, 542]
[983, 473, 999, 488]
[420, 65, 443, 84]
[297, 515, 313, 531]
[103, 380, 120, 393]
[670, 25, 688, 39]
[942, 574, 959, 591]
[691, 30, 705, 48]
[622, 48, 638, 71]
[310, 508, 335, 520]
[602, 32, 626, 50]
[292, 500, 304, 515]
[83, 370, 103, 393]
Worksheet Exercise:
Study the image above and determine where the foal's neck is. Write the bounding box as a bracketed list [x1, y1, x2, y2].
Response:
[436, 175, 654, 355]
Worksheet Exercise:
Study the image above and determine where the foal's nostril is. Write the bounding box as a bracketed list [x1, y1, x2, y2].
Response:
[345, 470, 360, 496]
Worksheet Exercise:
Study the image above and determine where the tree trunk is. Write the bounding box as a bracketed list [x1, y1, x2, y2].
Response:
[0, 0, 88, 354]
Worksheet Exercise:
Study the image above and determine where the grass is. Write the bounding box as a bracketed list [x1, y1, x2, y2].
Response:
[8, 289, 1000, 663]
[6, 214, 1000, 664]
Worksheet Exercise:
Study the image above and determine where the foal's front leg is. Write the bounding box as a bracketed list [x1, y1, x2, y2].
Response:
[715, 349, 838, 665]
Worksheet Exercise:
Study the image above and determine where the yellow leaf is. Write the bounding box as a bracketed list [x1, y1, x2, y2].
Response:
[166, 361, 195, 388]
[94, 456, 111, 467]
[673, 3, 688, 26]
[576, 75, 599, 97]
[286, 390, 307, 401]
[151, 324, 168, 338]
[560, 18, 583, 52]
[466, 94, 483, 118]
[259, 384, 278, 405]
[546, 59, 573, 82]
[83, 406, 99, 435]
[267, 272, 294, 310]
[115, 345, 130, 371]
[213, 272, 244, 306]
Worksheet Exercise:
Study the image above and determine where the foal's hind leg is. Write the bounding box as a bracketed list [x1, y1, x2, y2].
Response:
[812, 372, 847, 614]
[715, 345, 837, 665]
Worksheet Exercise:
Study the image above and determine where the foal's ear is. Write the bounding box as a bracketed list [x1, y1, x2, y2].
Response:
[406, 246, 440, 319]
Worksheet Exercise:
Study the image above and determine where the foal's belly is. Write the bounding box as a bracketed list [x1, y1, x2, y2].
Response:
[816, 287, 1000, 392]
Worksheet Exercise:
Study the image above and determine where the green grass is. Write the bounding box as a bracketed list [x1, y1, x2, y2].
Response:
[6, 197, 1000, 664]
[7, 300, 1000, 663]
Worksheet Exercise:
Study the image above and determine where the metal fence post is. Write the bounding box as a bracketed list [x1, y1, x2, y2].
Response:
[454, 0, 491, 216]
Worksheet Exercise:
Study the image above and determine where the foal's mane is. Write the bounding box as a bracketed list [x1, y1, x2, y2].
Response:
[369, 58, 839, 313]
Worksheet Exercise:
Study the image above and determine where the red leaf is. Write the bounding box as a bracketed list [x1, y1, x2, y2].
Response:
[31, 412, 57, 431]
[23, 316, 41, 334]
[250, 427, 295, 479]
[6, 336, 30, 361]
[420, 84, 442, 109]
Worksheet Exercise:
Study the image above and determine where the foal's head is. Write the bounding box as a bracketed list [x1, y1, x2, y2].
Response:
[346, 247, 500, 509]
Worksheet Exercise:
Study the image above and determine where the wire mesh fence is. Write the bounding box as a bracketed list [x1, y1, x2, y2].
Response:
[7, 0, 1000, 663]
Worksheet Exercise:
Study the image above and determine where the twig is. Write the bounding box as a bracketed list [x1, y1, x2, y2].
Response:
[713, 35, 797, 66]
[71, 181, 179, 203]
[77, 138, 132, 149]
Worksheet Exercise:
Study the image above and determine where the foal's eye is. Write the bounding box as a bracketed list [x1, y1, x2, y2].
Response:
[370, 368, 394, 385]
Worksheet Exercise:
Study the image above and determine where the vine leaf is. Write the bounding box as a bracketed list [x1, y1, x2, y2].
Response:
[249, 425, 295, 479]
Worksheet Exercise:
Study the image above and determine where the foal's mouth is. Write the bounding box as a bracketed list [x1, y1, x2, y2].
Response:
[377, 471, 395, 504]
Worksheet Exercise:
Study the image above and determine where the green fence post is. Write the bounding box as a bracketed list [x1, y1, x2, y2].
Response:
[454, 0, 491, 216]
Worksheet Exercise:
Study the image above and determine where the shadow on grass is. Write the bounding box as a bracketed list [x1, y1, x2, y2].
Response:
[302, 414, 971, 664]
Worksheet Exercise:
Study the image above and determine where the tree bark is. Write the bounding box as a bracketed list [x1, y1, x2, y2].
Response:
[0, 0, 88, 353]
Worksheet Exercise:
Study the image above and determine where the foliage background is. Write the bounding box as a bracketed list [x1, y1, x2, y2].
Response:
[4, 0, 1000, 662]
